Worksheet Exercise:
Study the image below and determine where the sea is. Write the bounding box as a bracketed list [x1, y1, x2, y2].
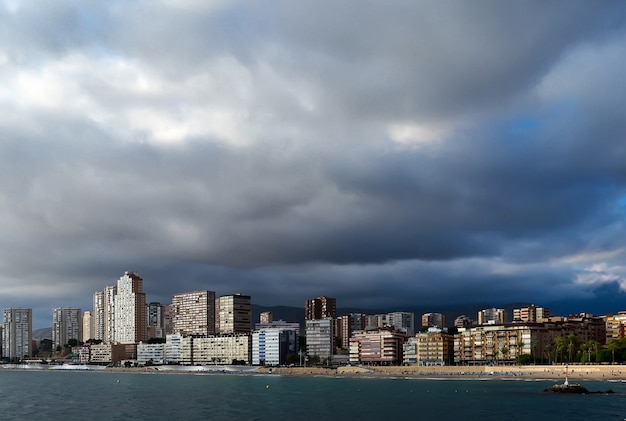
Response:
[1, 369, 626, 420]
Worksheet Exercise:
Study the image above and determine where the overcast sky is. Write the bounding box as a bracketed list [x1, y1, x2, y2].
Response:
[2, 1, 626, 328]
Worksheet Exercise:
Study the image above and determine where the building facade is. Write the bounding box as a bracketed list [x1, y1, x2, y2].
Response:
[403, 328, 454, 366]
[216, 294, 251, 334]
[172, 291, 216, 336]
[305, 296, 336, 320]
[83, 310, 92, 342]
[179, 335, 252, 365]
[252, 327, 298, 366]
[349, 329, 404, 365]
[2, 308, 32, 360]
[477, 308, 507, 325]
[114, 272, 147, 344]
[421, 313, 446, 329]
[52, 307, 82, 349]
[305, 318, 334, 359]
[336, 313, 366, 349]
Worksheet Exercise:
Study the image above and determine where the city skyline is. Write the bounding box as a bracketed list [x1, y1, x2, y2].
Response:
[1, 2, 626, 328]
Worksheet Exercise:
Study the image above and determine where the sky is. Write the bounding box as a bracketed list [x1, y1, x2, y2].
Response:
[1, 1, 626, 328]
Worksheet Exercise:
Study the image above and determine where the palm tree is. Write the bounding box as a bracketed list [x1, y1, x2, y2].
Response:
[566, 335, 579, 363]
[607, 339, 619, 363]
[555, 336, 568, 363]
[500, 346, 509, 363]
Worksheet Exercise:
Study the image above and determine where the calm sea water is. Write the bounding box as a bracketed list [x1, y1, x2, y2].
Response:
[1, 369, 626, 420]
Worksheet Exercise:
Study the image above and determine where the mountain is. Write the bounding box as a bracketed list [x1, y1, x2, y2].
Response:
[33, 327, 52, 342]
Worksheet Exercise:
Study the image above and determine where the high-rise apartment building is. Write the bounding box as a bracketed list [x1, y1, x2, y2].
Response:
[147, 302, 168, 339]
[305, 318, 334, 359]
[83, 310, 92, 341]
[114, 272, 147, 344]
[260, 311, 273, 324]
[336, 313, 366, 349]
[52, 307, 82, 349]
[172, 291, 216, 336]
[2, 308, 32, 360]
[216, 294, 251, 334]
[94, 285, 117, 343]
[513, 305, 551, 323]
[478, 308, 507, 325]
[305, 296, 336, 320]
[422, 312, 446, 329]
[104, 285, 117, 342]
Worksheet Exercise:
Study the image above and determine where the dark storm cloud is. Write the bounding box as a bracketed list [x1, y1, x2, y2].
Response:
[1, 1, 626, 327]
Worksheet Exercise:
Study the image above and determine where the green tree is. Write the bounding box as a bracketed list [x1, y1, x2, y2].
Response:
[607, 339, 620, 363]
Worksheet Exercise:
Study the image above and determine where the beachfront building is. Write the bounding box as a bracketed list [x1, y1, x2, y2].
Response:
[2, 308, 32, 360]
[454, 316, 606, 365]
[336, 313, 367, 349]
[349, 329, 404, 365]
[305, 318, 334, 360]
[216, 294, 252, 334]
[73, 345, 91, 364]
[165, 334, 182, 364]
[89, 343, 126, 365]
[172, 291, 216, 336]
[179, 334, 252, 365]
[478, 308, 507, 325]
[455, 324, 533, 365]
[52, 307, 82, 349]
[305, 296, 337, 320]
[403, 328, 454, 366]
[114, 272, 147, 344]
[606, 311, 626, 341]
[252, 327, 298, 366]
[421, 313, 446, 329]
[137, 342, 166, 365]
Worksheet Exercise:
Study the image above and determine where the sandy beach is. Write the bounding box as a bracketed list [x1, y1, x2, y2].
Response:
[255, 364, 626, 380]
[4, 363, 626, 380]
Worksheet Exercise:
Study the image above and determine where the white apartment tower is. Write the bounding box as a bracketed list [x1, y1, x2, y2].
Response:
[52, 307, 83, 349]
[114, 272, 147, 344]
[83, 310, 93, 341]
[93, 285, 117, 343]
[2, 308, 32, 360]
[172, 291, 216, 336]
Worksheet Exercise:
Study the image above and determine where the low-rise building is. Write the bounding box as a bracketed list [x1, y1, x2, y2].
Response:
[180, 334, 252, 365]
[137, 342, 165, 365]
[252, 327, 298, 366]
[89, 343, 126, 365]
[404, 328, 454, 366]
[349, 329, 404, 365]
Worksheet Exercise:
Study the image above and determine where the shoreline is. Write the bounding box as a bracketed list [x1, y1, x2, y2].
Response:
[3, 363, 626, 381]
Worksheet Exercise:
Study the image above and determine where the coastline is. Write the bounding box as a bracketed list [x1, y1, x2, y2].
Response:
[2, 363, 625, 380]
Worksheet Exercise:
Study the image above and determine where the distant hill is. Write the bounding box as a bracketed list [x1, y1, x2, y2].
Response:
[33, 327, 52, 342]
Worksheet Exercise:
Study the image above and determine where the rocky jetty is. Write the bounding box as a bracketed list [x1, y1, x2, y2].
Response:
[543, 383, 614, 394]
